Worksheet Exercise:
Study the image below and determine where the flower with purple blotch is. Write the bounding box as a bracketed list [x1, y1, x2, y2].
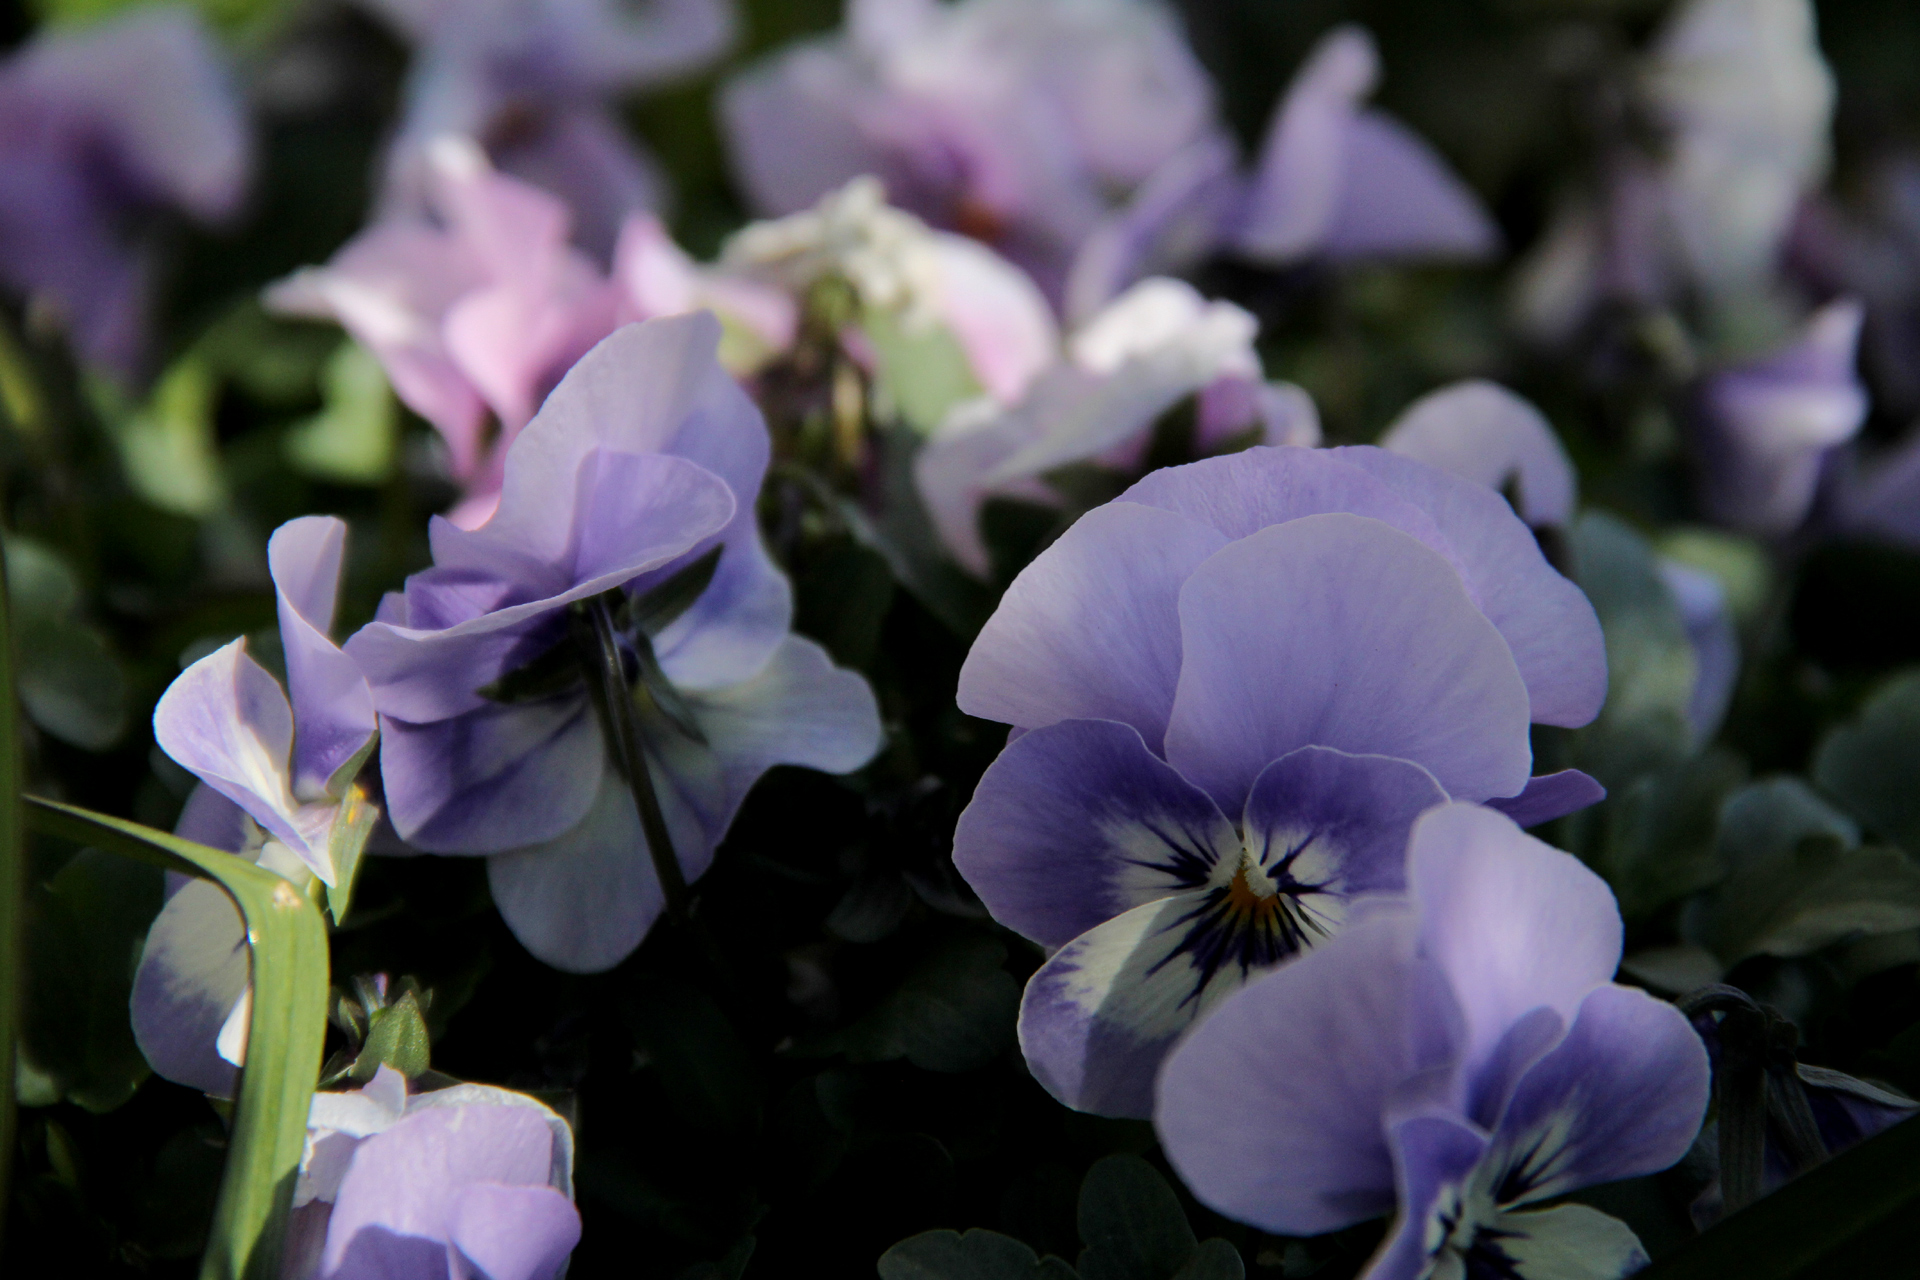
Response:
[133, 517, 380, 1097]
[1692, 297, 1867, 535]
[1156, 803, 1710, 1280]
[345, 314, 882, 973]
[282, 1066, 581, 1280]
[950, 445, 1608, 1115]
[0, 6, 249, 377]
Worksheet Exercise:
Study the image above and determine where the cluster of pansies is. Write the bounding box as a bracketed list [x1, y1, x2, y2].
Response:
[5, 0, 1920, 1277]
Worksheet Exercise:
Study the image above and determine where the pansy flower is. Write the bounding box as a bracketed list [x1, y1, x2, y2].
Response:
[281, 1066, 581, 1280]
[915, 276, 1318, 578]
[1157, 804, 1711, 1280]
[132, 517, 379, 1097]
[951, 445, 1607, 1115]
[345, 315, 882, 972]
[359, 0, 734, 258]
[0, 6, 249, 376]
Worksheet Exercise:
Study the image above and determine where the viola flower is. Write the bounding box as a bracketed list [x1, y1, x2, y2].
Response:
[1692, 297, 1867, 535]
[282, 1066, 581, 1280]
[951, 445, 1607, 1115]
[722, 175, 1059, 409]
[132, 517, 380, 1097]
[1657, 558, 1740, 746]
[0, 6, 249, 377]
[358, 0, 734, 258]
[269, 140, 784, 527]
[915, 276, 1318, 578]
[345, 315, 882, 972]
[1157, 804, 1711, 1280]
[1067, 24, 1499, 318]
[721, 0, 1219, 296]
[1378, 380, 1576, 531]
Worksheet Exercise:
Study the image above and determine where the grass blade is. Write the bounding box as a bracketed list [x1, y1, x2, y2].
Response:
[24, 797, 329, 1280]
[0, 538, 19, 1246]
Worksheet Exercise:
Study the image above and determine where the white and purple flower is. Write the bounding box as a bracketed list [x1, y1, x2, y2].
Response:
[950, 444, 1608, 1115]
[1157, 803, 1711, 1280]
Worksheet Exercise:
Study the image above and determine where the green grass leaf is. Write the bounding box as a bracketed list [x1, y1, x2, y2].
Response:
[24, 797, 329, 1280]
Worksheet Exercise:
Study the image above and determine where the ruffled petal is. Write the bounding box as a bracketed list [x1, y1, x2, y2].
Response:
[153, 640, 306, 855]
[953, 718, 1238, 948]
[1235, 25, 1377, 262]
[269, 517, 378, 799]
[1379, 381, 1575, 529]
[1166, 514, 1532, 810]
[958, 501, 1228, 742]
[448, 1183, 581, 1280]
[1156, 907, 1428, 1234]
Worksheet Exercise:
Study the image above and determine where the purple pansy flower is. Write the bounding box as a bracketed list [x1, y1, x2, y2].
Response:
[281, 1067, 581, 1280]
[0, 5, 249, 377]
[950, 445, 1607, 1115]
[132, 517, 380, 1097]
[359, 0, 734, 259]
[915, 276, 1319, 577]
[1379, 380, 1576, 531]
[721, 0, 1220, 298]
[1157, 804, 1710, 1280]
[1693, 297, 1867, 535]
[1067, 24, 1499, 318]
[345, 314, 882, 972]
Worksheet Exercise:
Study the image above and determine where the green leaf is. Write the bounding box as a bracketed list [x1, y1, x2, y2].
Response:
[283, 342, 397, 486]
[1578, 746, 1747, 919]
[1685, 778, 1920, 962]
[5, 537, 128, 751]
[95, 358, 227, 518]
[625, 976, 764, 1136]
[1170, 1241, 1244, 1280]
[0, 533, 23, 1225]
[1636, 1116, 1920, 1279]
[879, 1228, 1080, 1280]
[1568, 511, 1699, 783]
[1814, 671, 1920, 853]
[19, 848, 160, 1112]
[1075, 1155, 1202, 1280]
[323, 783, 379, 926]
[25, 797, 330, 1280]
[806, 935, 1019, 1072]
[350, 989, 430, 1082]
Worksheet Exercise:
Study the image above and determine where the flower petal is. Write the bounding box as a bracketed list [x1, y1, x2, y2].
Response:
[1483, 769, 1607, 829]
[1379, 381, 1574, 529]
[269, 516, 378, 799]
[1319, 111, 1499, 263]
[1365, 1109, 1490, 1280]
[958, 501, 1228, 743]
[448, 1183, 581, 1280]
[1477, 1204, 1649, 1280]
[953, 718, 1238, 949]
[1406, 804, 1624, 1097]
[1166, 513, 1532, 810]
[130, 875, 246, 1098]
[380, 696, 602, 854]
[1235, 25, 1376, 262]
[153, 640, 306, 855]
[1242, 746, 1449, 899]
[1156, 907, 1430, 1234]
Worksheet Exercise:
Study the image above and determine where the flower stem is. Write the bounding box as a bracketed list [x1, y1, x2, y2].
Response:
[572, 594, 689, 920]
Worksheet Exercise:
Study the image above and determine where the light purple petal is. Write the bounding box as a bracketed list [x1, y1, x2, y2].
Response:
[1318, 110, 1499, 263]
[1366, 1109, 1491, 1280]
[1165, 514, 1532, 810]
[958, 502, 1229, 742]
[447, 1183, 581, 1280]
[1332, 446, 1608, 727]
[320, 1104, 554, 1279]
[914, 405, 1040, 579]
[1483, 769, 1607, 829]
[953, 718, 1238, 948]
[1156, 908, 1430, 1234]
[492, 106, 666, 264]
[721, 42, 888, 217]
[153, 640, 305, 854]
[269, 517, 378, 799]
[131, 875, 246, 1098]
[1379, 381, 1575, 529]
[1242, 746, 1449, 897]
[1493, 983, 1710, 1205]
[407, 1083, 575, 1197]
[380, 697, 602, 854]
[1657, 558, 1739, 745]
[1405, 803, 1623, 1098]
[1235, 25, 1377, 262]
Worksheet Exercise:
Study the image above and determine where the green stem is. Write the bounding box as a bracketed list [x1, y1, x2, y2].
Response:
[25, 799, 329, 1280]
[571, 596, 689, 919]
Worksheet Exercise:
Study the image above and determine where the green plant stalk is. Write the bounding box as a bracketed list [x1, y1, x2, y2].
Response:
[25, 797, 329, 1280]
[571, 595, 689, 917]
[0, 539, 19, 1247]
